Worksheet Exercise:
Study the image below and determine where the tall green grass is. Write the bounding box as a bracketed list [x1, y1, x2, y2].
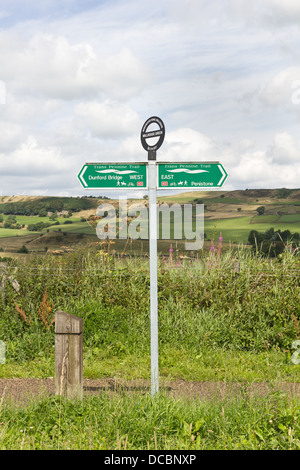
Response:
[0, 244, 299, 370]
[1, 391, 300, 450]
[1, 245, 300, 450]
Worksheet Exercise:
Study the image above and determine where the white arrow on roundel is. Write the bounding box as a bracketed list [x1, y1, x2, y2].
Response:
[217, 165, 227, 186]
[79, 166, 88, 187]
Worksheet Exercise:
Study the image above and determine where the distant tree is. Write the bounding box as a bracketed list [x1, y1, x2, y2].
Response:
[7, 214, 16, 224]
[248, 230, 259, 245]
[248, 229, 264, 245]
[264, 227, 275, 240]
[256, 206, 265, 215]
[281, 229, 292, 242]
[17, 245, 28, 253]
[259, 240, 285, 257]
[39, 209, 47, 217]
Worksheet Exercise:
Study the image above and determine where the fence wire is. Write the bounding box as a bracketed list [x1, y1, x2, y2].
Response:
[1, 265, 300, 277]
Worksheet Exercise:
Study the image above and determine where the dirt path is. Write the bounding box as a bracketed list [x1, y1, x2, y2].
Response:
[1, 378, 300, 404]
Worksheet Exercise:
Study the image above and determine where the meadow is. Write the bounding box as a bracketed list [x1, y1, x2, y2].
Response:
[1, 190, 300, 450]
[1, 242, 300, 449]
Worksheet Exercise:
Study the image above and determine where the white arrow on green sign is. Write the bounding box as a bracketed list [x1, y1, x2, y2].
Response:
[78, 163, 148, 189]
[157, 162, 228, 189]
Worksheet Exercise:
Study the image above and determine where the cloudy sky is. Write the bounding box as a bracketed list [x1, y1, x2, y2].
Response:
[0, 0, 300, 196]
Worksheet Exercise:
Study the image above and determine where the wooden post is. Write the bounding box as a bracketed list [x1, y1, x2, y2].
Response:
[55, 310, 83, 400]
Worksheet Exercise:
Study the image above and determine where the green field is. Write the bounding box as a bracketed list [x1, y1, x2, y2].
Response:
[1, 245, 300, 449]
[43, 221, 95, 234]
[1, 214, 81, 226]
[1, 213, 300, 247]
[1, 189, 300, 250]
[0, 228, 33, 238]
[279, 214, 300, 223]
[2, 192, 300, 450]
[250, 215, 280, 224]
[204, 216, 300, 244]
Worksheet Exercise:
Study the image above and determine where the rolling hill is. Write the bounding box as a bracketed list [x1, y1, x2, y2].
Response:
[0, 188, 300, 255]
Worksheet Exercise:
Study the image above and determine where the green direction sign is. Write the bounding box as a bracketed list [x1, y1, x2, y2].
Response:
[78, 163, 148, 189]
[157, 162, 228, 189]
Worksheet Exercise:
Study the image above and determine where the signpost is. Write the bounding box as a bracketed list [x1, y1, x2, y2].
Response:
[78, 163, 147, 189]
[77, 116, 228, 397]
[140, 116, 165, 161]
[157, 162, 228, 189]
[140, 116, 165, 397]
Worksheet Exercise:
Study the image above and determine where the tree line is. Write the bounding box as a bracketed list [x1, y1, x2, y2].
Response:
[0, 197, 97, 216]
[248, 227, 299, 256]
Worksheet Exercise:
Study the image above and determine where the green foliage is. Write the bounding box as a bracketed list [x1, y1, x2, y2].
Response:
[275, 188, 294, 199]
[0, 391, 300, 449]
[0, 196, 98, 217]
[17, 245, 28, 253]
[0, 245, 300, 365]
[27, 221, 52, 231]
[248, 227, 300, 256]
[256, 206, 265, 215]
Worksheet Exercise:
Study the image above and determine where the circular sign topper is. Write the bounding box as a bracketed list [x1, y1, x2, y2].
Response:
[140, 116, 165, 152]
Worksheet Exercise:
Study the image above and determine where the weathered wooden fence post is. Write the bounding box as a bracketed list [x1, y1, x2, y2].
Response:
[55, 310, 83, 400]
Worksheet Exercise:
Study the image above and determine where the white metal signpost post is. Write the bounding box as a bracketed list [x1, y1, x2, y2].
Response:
[78, 116, 228, 397]
[140, 116, 165, 396]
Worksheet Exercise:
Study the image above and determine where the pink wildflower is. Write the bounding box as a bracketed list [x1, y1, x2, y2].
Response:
[169, 244, 173, 265]
[217, 232, 223, 256]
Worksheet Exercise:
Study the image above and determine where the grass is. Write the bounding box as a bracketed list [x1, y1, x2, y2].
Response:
[43, 221, 95, 234]
[1, 243, 300, 449]
[1, 346, 300, 383]
[279, 214, 300, 223]
[204, 216, 300, 243]
[2, 200, 300, 247]
[251, 215, 280, 224]
[0, 229, 33, 238]
[1, 386, 300, 449]
[0, 215, 83, 239]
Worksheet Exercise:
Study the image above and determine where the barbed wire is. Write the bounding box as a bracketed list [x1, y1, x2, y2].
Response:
[0, 265, 300, 277]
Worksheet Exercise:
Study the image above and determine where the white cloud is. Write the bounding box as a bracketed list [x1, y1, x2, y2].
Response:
[161, 128, 214, 161]
[259, 67, 300, 108]
[0, 121, 25, 152]
[228, 0, 300, 28]
[0, 136, 68, 176]
[264, 0, 300, 25]
[269, 132, 300, 165]
[0, 0, 300, 195]
[0, 32, 150, 101]
[221, 131, 300, 189]
[75, 99, 141, 138]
